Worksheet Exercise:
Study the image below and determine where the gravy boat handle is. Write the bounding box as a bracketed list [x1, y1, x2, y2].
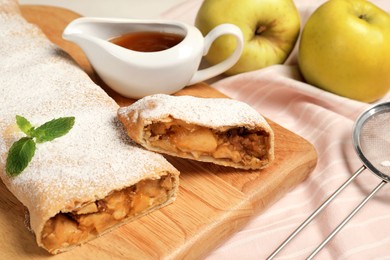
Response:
[188, 24, 244, 84]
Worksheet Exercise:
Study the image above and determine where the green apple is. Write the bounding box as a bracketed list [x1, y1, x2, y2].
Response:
[195, 0, 300, 75]
[299, 0, 390, 102]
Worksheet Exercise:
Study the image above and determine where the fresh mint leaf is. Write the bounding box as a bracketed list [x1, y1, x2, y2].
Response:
[16, 115, 34, 137]
[34, 117, 75, 143]
[6, 137, 36, 177]
[5, 115, 75, 176]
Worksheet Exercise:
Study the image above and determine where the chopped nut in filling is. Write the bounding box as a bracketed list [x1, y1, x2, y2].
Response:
[41, 174, 174, 252]
[145, 119, 270, 167]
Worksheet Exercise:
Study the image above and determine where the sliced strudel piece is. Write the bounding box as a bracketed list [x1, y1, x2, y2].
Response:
[118, 94, 274, 169]
[0, 0, 179, 254]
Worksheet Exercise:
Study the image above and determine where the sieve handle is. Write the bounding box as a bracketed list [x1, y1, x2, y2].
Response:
[307, 179, 387, 259]
[267, 165, 366, 260]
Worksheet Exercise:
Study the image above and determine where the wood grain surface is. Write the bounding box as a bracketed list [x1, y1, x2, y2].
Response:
[0, 5, 317, 259]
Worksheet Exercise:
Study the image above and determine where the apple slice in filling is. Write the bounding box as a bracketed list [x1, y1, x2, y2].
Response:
[144, 119, 271, 169]
[40, 174, 175, 252]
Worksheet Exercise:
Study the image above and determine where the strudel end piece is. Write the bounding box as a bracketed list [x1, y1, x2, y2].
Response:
[118, 94, 274, 170]
[0, 0, 179, 254]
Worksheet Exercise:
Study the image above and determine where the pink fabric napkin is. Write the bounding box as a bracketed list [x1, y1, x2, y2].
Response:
[162, 0, 390, 259]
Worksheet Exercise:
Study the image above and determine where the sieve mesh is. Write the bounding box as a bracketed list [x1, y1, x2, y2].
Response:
[355, 105, 390, 180]
[269, 102, 390, 259]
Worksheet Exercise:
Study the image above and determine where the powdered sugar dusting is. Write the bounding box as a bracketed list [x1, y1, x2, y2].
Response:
[381, 160, 390, 167]
[118, 94, 270, 129]
[0, 1, 177, 233]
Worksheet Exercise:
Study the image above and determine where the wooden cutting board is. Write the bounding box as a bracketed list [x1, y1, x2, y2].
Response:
[0, 5, 317, 259]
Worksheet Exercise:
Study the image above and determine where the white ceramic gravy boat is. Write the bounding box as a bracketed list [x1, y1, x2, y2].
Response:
[63, 17, 244, 98]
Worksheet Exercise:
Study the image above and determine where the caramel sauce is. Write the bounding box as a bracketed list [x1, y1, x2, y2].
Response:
[110, 31, 184, 52]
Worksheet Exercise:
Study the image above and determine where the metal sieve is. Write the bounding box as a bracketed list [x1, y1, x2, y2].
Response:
[268, 101, 390, 259]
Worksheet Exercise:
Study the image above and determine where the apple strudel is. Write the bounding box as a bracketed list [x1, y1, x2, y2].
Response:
[0, 0, 179, 254]
[118, 94, 274, 169]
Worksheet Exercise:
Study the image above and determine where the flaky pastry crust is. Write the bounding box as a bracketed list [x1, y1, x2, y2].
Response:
[118, 94, 274, 170]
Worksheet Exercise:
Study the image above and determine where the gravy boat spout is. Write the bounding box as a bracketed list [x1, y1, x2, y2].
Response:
[63, 17, 244, 99]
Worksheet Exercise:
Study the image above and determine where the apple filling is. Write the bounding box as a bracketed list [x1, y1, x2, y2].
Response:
[41, 174, 174, 252]
[145, 119, 270, 167]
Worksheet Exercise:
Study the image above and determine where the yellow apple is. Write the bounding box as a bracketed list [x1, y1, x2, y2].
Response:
[195, 0, 300, 75]
[299, 0, 390, 102]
